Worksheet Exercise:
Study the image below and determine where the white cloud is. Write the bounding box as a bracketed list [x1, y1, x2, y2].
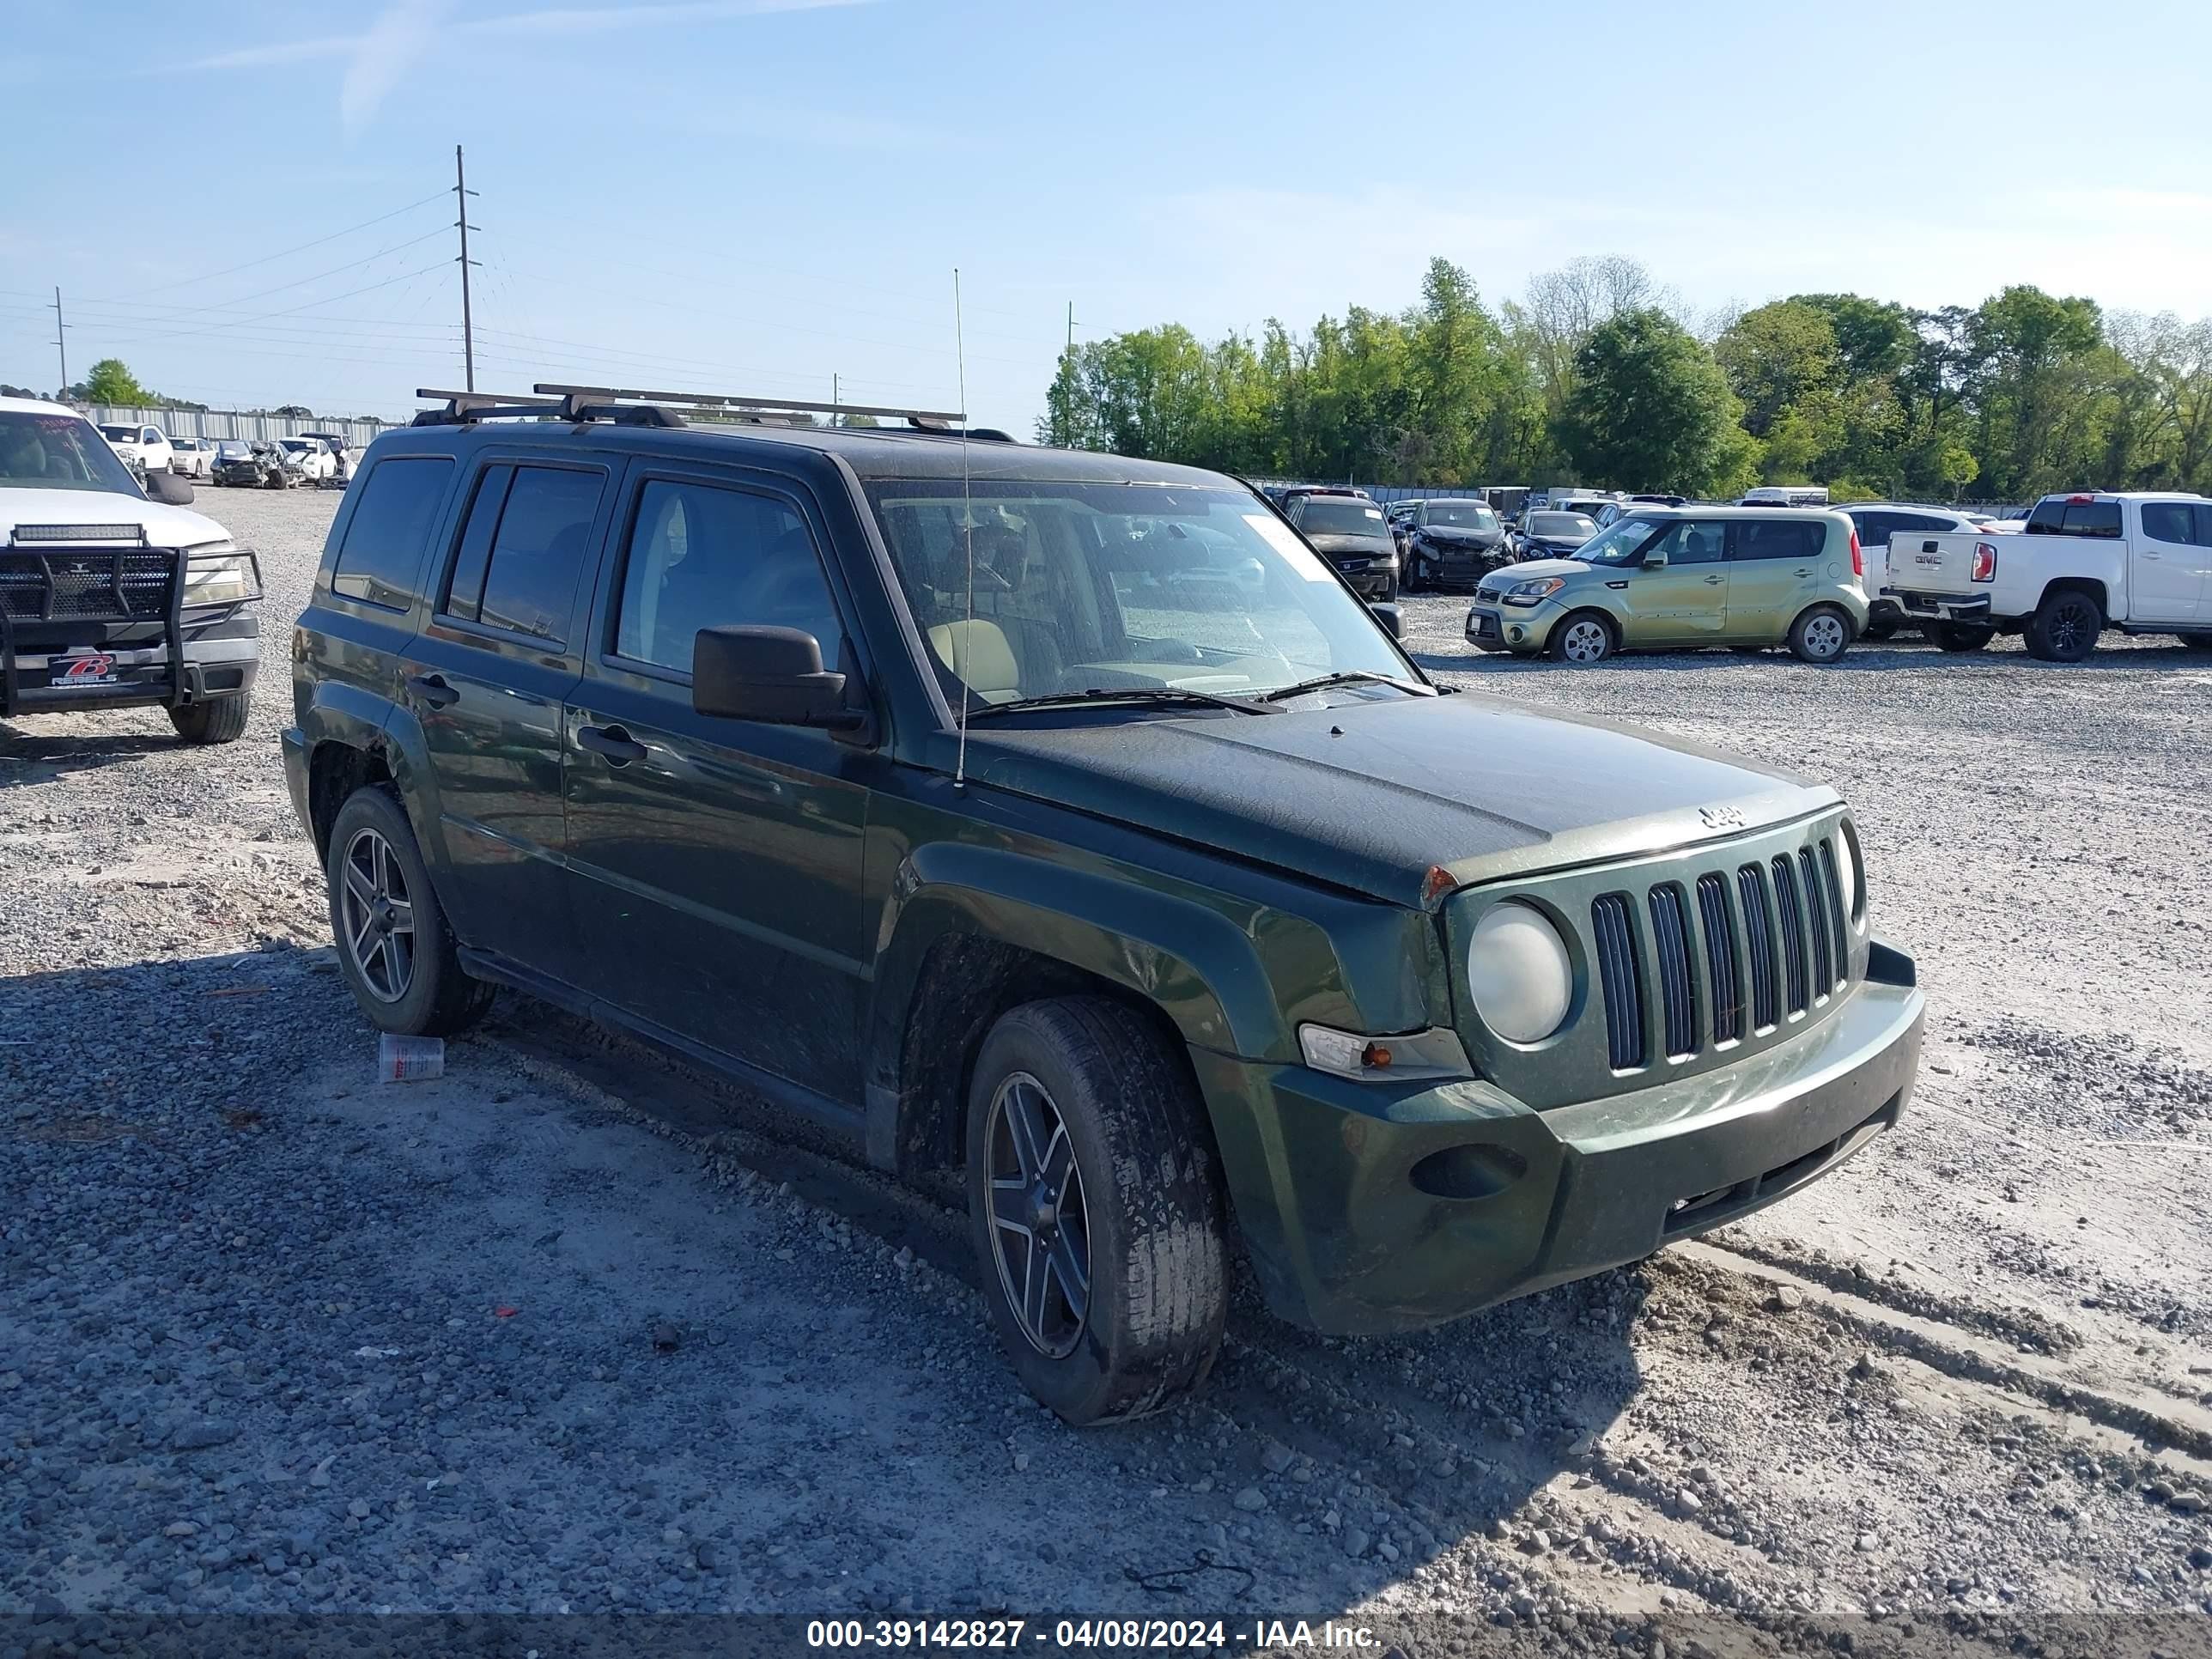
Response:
[342, 1, 454, 134]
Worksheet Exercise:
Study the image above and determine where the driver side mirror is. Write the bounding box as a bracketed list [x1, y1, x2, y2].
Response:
[1640, 545, 1668, 568]
[143, 469, 194, 506]
[692, 625, 866, 732]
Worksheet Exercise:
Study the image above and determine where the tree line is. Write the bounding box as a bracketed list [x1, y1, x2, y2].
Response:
[1038, 257, 2212, 504]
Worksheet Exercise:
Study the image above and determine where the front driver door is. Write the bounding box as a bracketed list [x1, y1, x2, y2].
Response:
[1623, 519, 1728, 644]
[562, 466, 873, 1109]
[1723, 515, 1827, 641]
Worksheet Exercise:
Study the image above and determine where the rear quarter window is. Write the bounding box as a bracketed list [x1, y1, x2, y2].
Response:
[2141, 502, 2196, 544]
[331, 456, 456, 610]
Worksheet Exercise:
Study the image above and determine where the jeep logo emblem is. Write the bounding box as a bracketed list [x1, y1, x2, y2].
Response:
[1700, 805, 1747, 830]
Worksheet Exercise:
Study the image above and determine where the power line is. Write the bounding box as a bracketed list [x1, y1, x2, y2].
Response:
[70, 226, 452, 331]
[129, 190, 452, 299]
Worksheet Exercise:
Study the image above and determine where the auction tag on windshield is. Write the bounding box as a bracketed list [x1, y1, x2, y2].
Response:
[1243, 514, 1335, 582]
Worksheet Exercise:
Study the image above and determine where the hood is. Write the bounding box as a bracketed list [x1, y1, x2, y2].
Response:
[1302, 530, 1395, 556]
[1498, 556, 1589, 580]
[0, 485, 231, 550]
[1414, 525, 1501, 546]
[963, 691, 1832, 908]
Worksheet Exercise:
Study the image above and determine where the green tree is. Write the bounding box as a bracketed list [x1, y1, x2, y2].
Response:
[1714, 301, 1839, 438]
[82, 359, 151, 405]
[1556, 308, 1756, 495]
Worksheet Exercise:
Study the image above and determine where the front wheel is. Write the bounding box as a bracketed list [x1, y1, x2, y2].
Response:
[965, 998, 1227, 1425]
[2025, 590, 2102, 662]
[1547, 611, 1615, 665]
[1934, 623, 1995, 653]
[325, 787, 495, 1037]
[1788, 605, 1851, 665]
[168, 695, 250, 744]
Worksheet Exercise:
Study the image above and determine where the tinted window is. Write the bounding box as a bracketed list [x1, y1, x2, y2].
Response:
[1297, 500, 1389, 536]
[1730, 520, 1826, 561]
[614, 479, 841, 676]
[2199, 505, 2212, 547]
[1846, 510, 1893, 547]
[2027, 499, 2122, 538]
[441, 464, 514, 624]
[1644, 520, 1724, 565]
[458, 465, 603, 644]
[331, 457, 455, 609]
[1898, 513, 1958, 533]
[2141, 502, 2196, 544]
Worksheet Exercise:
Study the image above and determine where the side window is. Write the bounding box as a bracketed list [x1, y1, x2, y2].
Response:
[331, 456, 455, 610]
[451, 465, 605, 645]
[2196, 505, 2212, 548]
[1848, 510, 1890, 548]
[144, 428, 161, 445]
[2141, 502, 2195, 544]
[1731, 520, 1823, 561]
[1900, 513, 1958, 534]
[1647, 520, 1724, 564]
[612, 479, 842, 677]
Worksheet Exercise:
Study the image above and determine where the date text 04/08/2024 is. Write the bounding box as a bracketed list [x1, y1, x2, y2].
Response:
[805, 1619, 1382, 1649]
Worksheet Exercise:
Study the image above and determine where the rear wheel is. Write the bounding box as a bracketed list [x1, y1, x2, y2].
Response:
[1862, 615, 1898, 641]
[1547, 611, 1615, 665]
[168, 694, 250, 744]
[1934, 623, 1995, 653]
[1788, 605, 1851, 665]
[965, 997, 1227, 1425]
[2025, 589, 2101, 662]
[325, 787, 495, 1037]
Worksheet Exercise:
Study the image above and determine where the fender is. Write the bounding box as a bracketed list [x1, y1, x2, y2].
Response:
[353, 691, 463, 892]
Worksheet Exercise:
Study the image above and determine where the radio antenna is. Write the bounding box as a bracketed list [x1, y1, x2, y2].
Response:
[952, 266, 975, 791]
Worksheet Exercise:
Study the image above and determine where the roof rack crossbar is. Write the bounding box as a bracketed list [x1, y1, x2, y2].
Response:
[533, 383, 963, 425]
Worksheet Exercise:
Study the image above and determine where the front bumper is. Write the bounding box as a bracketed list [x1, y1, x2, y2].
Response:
[1465, 600, 1561, 654]
[1328, 560, 1396, 599]
[2, 608, 258, 718]
[1191, 963, 1924, 1335]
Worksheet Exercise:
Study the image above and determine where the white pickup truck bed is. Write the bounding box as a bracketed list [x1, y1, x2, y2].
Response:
[1887, 493, 2212, 660]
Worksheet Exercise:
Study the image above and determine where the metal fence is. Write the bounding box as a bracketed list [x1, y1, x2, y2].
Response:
[77, 404, 395, 448]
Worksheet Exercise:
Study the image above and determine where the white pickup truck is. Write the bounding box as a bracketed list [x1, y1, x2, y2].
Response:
[1887, 491, 2212, 660]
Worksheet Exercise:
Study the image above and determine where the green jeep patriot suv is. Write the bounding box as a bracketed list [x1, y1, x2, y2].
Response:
[286, 390, 1925, 1425]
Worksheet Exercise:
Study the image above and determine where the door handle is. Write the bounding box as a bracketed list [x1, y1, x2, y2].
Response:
[405, 672, 459, 709]
[1792, 568, 1812, 577]
[2142, 551, 2160, 560]
[576, 723, 647, 766]
[1703, 574, 1724, 585]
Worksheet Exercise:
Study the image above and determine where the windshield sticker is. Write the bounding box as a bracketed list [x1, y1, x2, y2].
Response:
[1243, 514, 1335, 582]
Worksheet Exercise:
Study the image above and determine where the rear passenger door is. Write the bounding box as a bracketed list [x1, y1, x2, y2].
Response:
[562, 465, 873, 1109]
[1724, 517, 1828, 639]
[400, 455, 613, 975]
[2133, 501, 2204, 623]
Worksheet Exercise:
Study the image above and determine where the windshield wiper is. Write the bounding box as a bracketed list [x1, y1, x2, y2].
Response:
[961, 686, 1281, 722]
[1254, 670, 1431, 704]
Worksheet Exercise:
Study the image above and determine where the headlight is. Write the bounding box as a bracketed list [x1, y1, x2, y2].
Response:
[1467, 902, 1572, 1043]
[182, 548, 262, 606]
[1502, 575, 1566, 606]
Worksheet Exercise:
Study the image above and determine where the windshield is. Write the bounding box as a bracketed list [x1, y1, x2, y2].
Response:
[1421, 501, 1499, 532]
[97, 424, 137, 442]
[1526, 513, 1598, 540]
[1296, 500, 1388, 537]
[2, 411, 147, 495]
[1566, 516, 1665, 565]
[277, 439, 310, 453]
[864, 481, 1412, 708]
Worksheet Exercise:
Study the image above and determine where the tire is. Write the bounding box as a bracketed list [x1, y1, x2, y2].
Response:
[1863, 617, 1898, 642]
[1934, 623, 1995, 653]
[964, 997, 1227, 1426]
[1787, 605, 1851, 665]
[167, 694, 250, 744]
[1547, 611, 1615, 665]
[2184, 634, 2212, 652]
[325, 786, 495, 1038]
[2024, 588, 2102, 662]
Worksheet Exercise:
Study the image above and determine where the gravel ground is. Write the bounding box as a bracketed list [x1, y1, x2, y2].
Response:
[4, 488, 2211, 1652]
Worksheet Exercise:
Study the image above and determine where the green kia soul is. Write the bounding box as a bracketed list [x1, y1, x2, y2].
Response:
[1465, 507, 1869, 665]
[289, 395, 1922, 1425]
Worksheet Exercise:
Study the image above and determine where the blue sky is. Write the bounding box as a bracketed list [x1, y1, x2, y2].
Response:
[6, 0, 2209, 429]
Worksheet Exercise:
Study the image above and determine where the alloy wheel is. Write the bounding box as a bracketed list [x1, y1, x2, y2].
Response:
[339, 827, 416, 1003]
[984, 1072, 1091, 1358]
[2050, 598, 2094, 655]
[1561, 619, 1610, 663]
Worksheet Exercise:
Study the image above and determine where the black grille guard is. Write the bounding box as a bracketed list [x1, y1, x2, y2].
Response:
[0, 534, 188, 718]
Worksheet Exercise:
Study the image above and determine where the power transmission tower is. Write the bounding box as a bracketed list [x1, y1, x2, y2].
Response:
[453, 146, 481, 392]
[51, 288, 70, 395]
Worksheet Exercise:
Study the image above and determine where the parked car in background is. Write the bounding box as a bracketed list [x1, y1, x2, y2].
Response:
[1467, 506, 1868, 665]
[1547, 493, 1617, 520]
[1886, 491, 2212, 659]
[271, 435, 338, 485]
[1836, 503, 1984, 640]
[1480, 485, 1532, 523]
[1286, 491, 1398, 600]
[1400, 497, 1513, 591]
[1742, 485, 1830, 507]
[302, 431, 358, 484]
[98, 422, 173, 477]
[166, 435, 216, 478]
[289, 393, 1923, 1424]
[1512, 509, 1601, 560]
[0, 397, 260, 741]
[210, 441, 264, 487]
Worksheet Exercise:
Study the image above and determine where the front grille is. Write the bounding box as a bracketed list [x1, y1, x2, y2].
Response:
[0, 550, 175, 623]
[1589, 828, 1857, 1074]
[1590, 894, 1644, 1071]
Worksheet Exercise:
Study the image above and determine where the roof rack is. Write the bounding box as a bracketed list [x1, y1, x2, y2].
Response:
[533, 383, 965, 428]
[410, 388, 687, 428]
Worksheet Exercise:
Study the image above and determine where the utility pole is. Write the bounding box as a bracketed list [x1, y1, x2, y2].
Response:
[831, 372, 839, 428]
[50, 287, 69, 397]
[453, 145, 480, 392]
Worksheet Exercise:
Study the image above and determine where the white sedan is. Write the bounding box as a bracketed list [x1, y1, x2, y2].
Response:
[270, 436, 337, 484]
[167, 435, 216, 478]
